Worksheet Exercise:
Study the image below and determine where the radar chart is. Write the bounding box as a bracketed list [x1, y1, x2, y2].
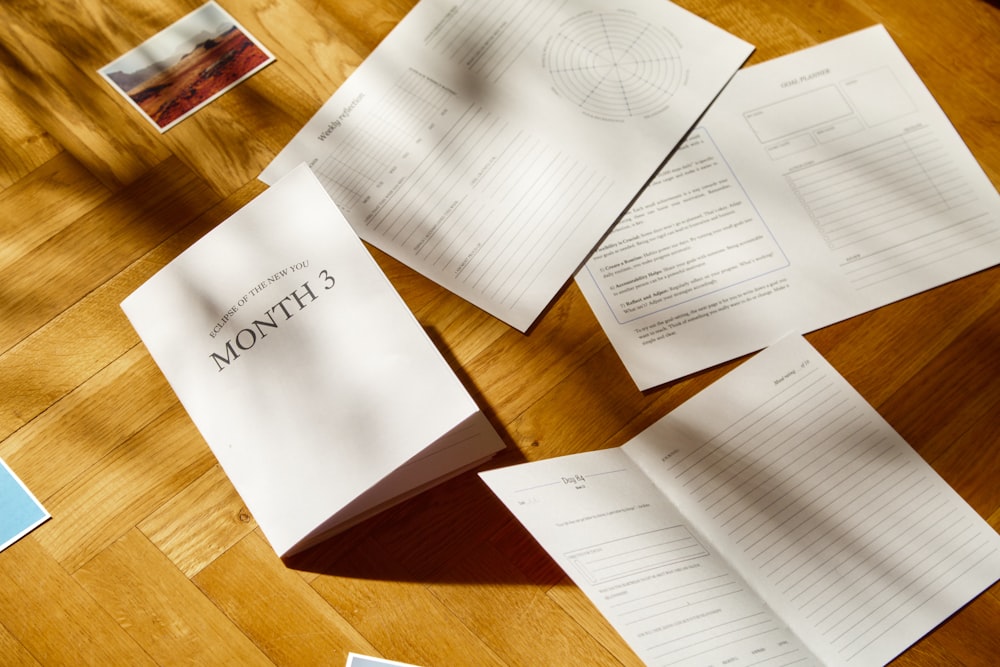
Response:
[543, 11, 684, 121]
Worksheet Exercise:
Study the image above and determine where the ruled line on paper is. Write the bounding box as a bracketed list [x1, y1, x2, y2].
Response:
[658, 344, 1000, 663]
[784, 126, 998, 292]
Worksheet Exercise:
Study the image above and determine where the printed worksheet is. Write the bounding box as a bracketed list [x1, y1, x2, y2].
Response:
[576, 25, 1000, 388]
[481, 335, 1000, 666]
[261, 0, 753, 331]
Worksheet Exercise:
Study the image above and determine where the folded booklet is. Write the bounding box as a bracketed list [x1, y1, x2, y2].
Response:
[122, 164, 504, 557]
[481, 334, 1000, 666]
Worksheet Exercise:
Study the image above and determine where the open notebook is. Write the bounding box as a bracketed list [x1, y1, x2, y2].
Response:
[482, 334, 1000, 666]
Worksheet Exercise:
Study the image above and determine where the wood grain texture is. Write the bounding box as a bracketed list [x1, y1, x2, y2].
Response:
[1, 0, 997, 664]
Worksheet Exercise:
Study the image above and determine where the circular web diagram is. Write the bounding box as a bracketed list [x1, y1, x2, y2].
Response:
[543, 12, 683, 121]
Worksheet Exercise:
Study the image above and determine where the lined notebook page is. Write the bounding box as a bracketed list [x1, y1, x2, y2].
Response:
[625, 335, 1000, 666]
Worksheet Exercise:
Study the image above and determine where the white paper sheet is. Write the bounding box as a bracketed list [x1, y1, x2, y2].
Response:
[481, 335, 1000, 666]
[261, 0, 753, 331]
[122, 164, 504, 557]
[576, 25, 1000, 388]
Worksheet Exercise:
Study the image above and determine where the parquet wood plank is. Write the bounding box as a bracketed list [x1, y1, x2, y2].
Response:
[0, 347, 174, 499]
[365, 472, 516, 582]
[892, 589, 1000, 667]
[139, 463, 258, 578]
[0, 79, 61, 191]
[241, 0, 371, 105]
[194, 530, 380, 666]
[322, 0, 420, 54]
[913, 388, 1000, 521]
[427, 541, 629, 667]
[545, 581, 647, 667]
[0, 282, 167, 442]
[0, 156, 216, 353]
[33, 403, 216, 573]
[816, 269, 1000, 408]
[880, 289, 1000, 463]
[863, 0, 1000, 97]
[0, 153, 110, 272]
[0, 179, 261, 442]
[486, 516, 567, 589]
[74, 528, 273, 665]
[155, 71, 313, 197]
[691, 3, 814, 65]
[501, 341, 690, 459]
[0, 536, 156, 665]
[462, 287, 611, 427]
[309, 536, 509, 667]
[0, 176, 235, 442]
[0, 621, 42, 667]
[0, 7, 170, 189]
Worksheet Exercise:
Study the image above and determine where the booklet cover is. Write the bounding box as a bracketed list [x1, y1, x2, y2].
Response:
[122, 164, 504, 557]
[481, 335, 1000, 666]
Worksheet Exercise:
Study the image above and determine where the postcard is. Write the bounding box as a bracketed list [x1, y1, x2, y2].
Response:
[346, 654, 421, 667]
[98, 1, 274, 132]
[0, 457, 49, 552]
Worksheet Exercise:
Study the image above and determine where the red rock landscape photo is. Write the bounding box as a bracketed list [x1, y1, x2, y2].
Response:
[101, 2, 274, 131]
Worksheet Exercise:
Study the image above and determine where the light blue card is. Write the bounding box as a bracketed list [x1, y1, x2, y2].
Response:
[0, 457, 49, 552]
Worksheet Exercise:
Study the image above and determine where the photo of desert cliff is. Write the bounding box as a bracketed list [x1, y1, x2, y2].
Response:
[100, 2, 274, 131]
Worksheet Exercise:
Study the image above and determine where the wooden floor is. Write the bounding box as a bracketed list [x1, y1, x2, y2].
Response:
[1, 0, 998, 664]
